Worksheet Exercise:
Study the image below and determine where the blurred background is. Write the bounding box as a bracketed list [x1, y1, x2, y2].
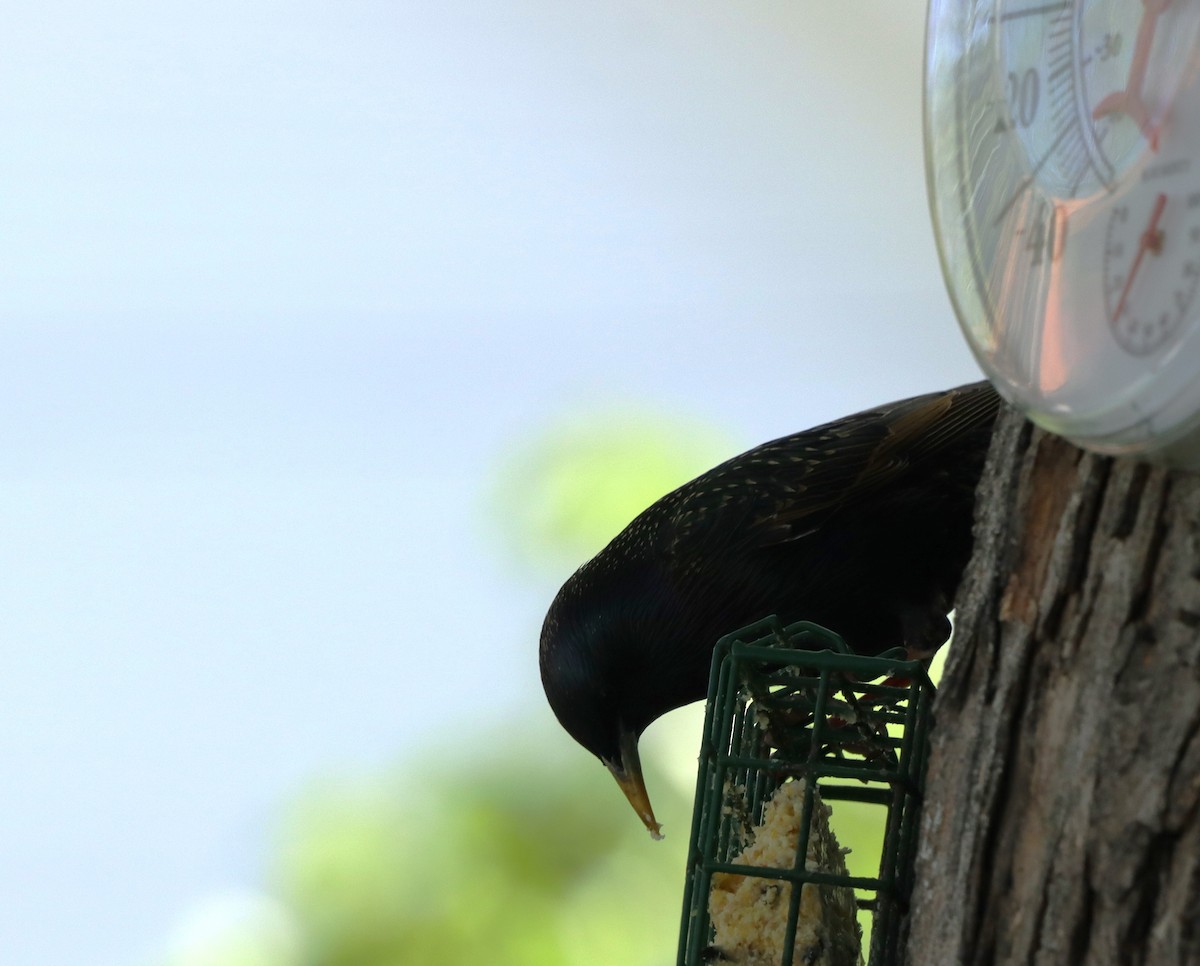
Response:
[2, 2, 981, 963]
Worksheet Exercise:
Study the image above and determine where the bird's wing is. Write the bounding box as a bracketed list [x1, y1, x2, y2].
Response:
[664, 381, 1000, 560]
[846, 380, 1001, 496]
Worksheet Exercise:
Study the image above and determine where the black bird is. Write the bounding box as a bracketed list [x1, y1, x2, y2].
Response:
[539, 380, 1002, 837]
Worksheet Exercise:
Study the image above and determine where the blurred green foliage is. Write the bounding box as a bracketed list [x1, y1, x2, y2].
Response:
[269, 736, 692, 966]
[488, 407, 733, 574]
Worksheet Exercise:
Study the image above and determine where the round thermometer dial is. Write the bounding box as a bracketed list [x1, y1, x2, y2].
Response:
[925, 0, 1200, 465]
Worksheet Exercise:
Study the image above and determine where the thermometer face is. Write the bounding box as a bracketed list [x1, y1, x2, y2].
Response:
[925, 0, 1200, 463]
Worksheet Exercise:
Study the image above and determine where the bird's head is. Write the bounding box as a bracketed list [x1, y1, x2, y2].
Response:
[538, 562, 670, 840]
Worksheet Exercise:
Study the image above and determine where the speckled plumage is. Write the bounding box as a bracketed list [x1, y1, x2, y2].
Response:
[539, 381, 1002, 832]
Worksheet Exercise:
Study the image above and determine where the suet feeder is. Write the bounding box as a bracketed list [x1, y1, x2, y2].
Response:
[677, 616, 934, 966]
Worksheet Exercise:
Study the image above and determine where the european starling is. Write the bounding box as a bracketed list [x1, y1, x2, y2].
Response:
[539, 381, 1001, 837]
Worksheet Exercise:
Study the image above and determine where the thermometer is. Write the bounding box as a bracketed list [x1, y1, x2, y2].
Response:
[925, 0, 1200, 465]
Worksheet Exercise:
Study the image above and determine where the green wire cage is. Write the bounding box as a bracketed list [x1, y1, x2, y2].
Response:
[677, 616, 935, 966]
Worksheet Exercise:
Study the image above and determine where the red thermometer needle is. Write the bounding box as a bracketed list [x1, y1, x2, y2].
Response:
[1112, 192, 1168, 324]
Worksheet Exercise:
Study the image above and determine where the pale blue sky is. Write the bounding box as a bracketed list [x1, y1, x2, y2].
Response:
[2, 3, 979, 963]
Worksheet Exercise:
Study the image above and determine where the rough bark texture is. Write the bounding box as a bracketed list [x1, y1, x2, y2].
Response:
[907, 406, 1200, 965]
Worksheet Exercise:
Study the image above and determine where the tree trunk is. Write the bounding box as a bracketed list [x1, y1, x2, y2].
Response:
[906, 406, 1200, 965]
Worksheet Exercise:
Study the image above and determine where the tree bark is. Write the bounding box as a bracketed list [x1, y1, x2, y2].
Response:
[907, 406, 1200, 965]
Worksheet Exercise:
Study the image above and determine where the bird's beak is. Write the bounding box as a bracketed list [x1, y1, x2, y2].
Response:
[605, 728, 663, 840]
